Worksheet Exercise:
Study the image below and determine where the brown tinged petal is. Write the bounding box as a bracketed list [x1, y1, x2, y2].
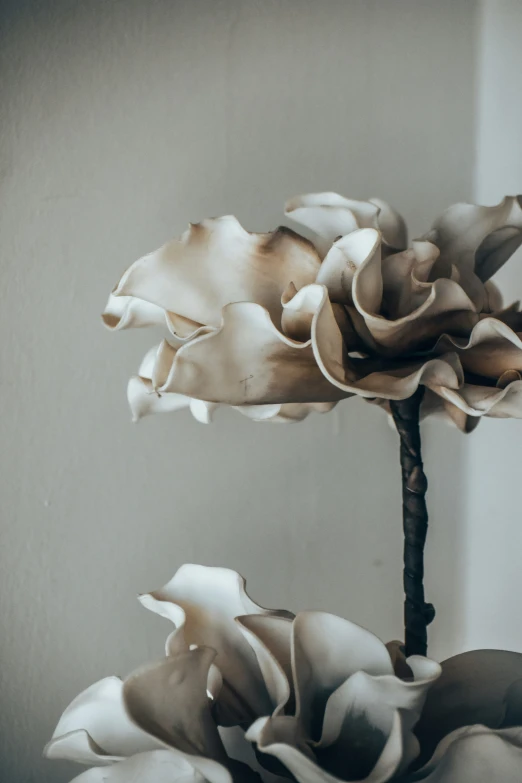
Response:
[434, 317, 522, 379]
[425, 195, 522, 282]
[112, 217, 321, 329]
[152, 302, 349, 406]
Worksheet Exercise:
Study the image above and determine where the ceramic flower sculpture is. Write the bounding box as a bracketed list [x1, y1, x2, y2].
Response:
[45, 193, 522, 781]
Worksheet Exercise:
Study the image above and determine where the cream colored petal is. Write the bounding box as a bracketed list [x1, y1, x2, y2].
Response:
[152, 303, 348, 405]
[237, 614, 294, 714]
[113, 217, 320, 328]
[123, 649, 226, 761]
[285, 193, 406, 259]
[291, 612, 394, 741]
[414, 649, 522, 768]
[315, 229, 381, 306]
[44, 677, 163, 763]
[246, 711, 404, 783]
[435, 317, 522, 379]
[69, 749, 232, 783]
[408, 725, 522, 783]
[138, 564, 283, 725]
[234, 401, 338, 422]
[426, 195, 522, 281]
[102, 293, 166, 330]
[127, 377, 192, 422]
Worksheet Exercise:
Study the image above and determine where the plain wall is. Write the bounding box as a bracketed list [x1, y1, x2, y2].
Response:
[0, 2, 477, 781]
[465, 0, 522, 652]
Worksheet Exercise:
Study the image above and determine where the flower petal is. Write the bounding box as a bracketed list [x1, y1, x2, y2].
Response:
[102, 293, 166, 330]
[113, 217, 320, 329]
[44, 677, 163, 763]
[246, 711, 404, 783]
[285, 193, 406, 258]
[307, 283, 465, 401]
[317, 658, 440, 777]
[237, 614, 294, 714]
[291, 612, 394, 741]
[44, 729, 120, 766]
[408, 725, 522, 782]
[234, 402, 338, 423]
[426, 195, 522, 281]
[68, 749, 232, 783]
[152, 303, 348, 405]
[123, 649, 226, 761]
[414, 649, 522, 767]
[138, 564, 284, 725]
[127, 376, 192, 422]
[435, 317, 522, 379]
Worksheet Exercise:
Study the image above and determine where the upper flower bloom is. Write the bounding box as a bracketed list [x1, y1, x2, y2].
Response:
[46, 564, 522, 782]
[103, 194, 522, 429]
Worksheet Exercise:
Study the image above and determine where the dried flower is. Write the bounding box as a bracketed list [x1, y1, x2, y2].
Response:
[103, 194, 522, 429]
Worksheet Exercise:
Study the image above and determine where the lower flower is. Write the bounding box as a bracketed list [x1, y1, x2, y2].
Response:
[45, 564, 522, 782]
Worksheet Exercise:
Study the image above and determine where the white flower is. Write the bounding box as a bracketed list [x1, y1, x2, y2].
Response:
[103, 194, 522, 429]
[46, 565, 522, 782]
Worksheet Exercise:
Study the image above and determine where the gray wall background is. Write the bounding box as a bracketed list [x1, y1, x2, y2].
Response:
[0, 1, 487, 781]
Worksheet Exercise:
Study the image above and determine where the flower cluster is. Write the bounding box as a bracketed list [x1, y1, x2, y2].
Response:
[45, 564, 522, 782]
[103, 193, 522, 429]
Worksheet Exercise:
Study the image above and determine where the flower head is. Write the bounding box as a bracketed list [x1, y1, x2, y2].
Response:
[46, 564, 522, 782]
[103, 194, 522, 430]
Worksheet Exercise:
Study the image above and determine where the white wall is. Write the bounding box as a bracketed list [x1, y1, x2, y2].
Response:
[0, 2, 477, 781]
[465, 0, 522, 652]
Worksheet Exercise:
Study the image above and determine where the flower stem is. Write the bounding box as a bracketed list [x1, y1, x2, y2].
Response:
[389, 387, 435, 657]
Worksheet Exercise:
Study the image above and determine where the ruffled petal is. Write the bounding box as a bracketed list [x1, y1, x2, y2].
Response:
[285, 193, 406, 258]
[408, 725, 522, 782]
[102, 293, 167, 330]
[44, 677, 163, 764]
[246, 711, 404, 783]
[123, 649, 227, 760]
[291, 612, 394, 741]
[112, 217, 320, 329]
[68, 749, 232, 783]
[414, 649, 522, 767]
[305, 283, 465, 401]
[151, 302, 348, 405]
[425, 195, 522, 282]
[138, 564, 285, 725]
[435, 318, 522, 379]
[316, 658, 440, 777]
[237, 614, 294, 714]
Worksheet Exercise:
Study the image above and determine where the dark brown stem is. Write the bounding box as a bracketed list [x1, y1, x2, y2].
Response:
[389, 387, 435, 657]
